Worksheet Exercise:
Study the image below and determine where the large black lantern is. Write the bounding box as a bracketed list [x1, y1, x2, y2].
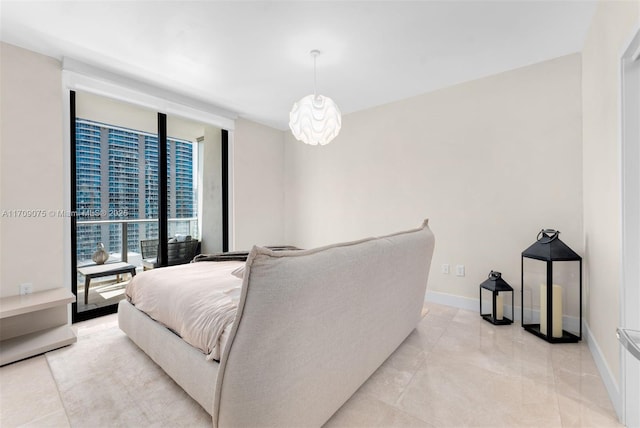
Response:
[479, 271, 514, 325]
[521, 229, 582, 343]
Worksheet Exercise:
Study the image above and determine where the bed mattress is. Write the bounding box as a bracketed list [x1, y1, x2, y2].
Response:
[125, 260, 244, 361]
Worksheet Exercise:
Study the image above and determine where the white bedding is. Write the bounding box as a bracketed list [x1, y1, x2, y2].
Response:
[125, 261, 244, 361]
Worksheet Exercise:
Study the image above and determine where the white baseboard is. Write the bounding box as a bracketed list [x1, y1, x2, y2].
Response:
[584, 321, 622, 421]
[425, 290, 478, 312]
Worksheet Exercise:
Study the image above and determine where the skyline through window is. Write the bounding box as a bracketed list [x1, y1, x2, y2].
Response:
[75, 118, 197, 263]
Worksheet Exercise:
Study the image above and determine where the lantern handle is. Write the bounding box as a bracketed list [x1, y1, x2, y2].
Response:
[489, 270, 502, 280]
[537, 228, 559, 243]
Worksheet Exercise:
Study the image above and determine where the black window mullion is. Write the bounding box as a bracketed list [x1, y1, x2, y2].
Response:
[222, 129, 229, 252]
[158, 113, 168, 266]
[70, 91, 79, 322]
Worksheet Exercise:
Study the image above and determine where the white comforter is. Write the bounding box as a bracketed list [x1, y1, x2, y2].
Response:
[125, 261, 244, 361]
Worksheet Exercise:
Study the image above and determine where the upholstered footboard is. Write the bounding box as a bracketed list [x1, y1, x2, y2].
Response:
[118, 299, 219, 415]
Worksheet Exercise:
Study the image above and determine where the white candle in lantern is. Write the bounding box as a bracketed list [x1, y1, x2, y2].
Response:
[552, 284, 563, 338]
[496, 294, 504, 320]
[540, 284, 563, 337]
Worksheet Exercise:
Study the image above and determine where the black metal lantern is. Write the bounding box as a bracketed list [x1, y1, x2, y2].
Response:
[479, 271, 514, 325]
[521, 229, 582, 343]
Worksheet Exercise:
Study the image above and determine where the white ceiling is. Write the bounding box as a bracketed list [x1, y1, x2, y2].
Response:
[0, 1, 596, 130]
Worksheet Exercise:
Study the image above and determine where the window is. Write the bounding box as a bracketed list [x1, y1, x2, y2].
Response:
[71, 90, 227, 321]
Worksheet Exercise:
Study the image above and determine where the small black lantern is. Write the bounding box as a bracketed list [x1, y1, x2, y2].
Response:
[521, 229, 582, 343]
[479, 271, 514, 325]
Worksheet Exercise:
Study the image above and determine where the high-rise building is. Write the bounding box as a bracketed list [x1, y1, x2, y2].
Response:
[76, 121, 103, 263]
[75, 119, 195, 262]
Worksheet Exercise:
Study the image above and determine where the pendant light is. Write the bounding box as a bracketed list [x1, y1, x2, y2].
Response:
[289, 50, 342, 146]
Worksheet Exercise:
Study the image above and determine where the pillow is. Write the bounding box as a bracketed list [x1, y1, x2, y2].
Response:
[231, 265, 245, 279]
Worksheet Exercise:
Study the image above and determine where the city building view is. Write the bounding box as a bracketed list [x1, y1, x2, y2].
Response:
[75, 118, 197, 264]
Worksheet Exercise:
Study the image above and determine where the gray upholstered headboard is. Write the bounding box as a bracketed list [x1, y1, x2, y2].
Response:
[213, 220, 435, 427]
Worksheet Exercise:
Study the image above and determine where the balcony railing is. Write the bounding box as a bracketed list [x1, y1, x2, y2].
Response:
[76, 217, 198, 265]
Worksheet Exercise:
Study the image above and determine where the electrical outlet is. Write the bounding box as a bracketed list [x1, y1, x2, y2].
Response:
[20, 283, 33, 295]
[455, 265, 465, 277]
[441, 264, 450, 274]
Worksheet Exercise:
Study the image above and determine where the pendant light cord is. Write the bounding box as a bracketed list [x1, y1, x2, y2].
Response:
[310, 49, 320, 98]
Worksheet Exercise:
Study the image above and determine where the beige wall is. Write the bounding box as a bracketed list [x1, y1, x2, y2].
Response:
[200, 126, 223, 254]
[284, 54, 584, 305]
[76, 92, 158, 136]
[231, 118, 285, 249]
[0, 43, 65, 296]
[582, 0, 639, 385]
[77, 91, 213, 142]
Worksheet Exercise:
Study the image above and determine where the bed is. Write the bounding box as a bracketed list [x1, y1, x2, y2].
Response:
[118, 219, 435, 427]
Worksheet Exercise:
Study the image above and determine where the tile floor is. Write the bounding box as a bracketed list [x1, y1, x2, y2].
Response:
[0, 303, 622, 427]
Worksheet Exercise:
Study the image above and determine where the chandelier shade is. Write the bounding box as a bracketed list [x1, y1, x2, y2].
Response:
[289, 49, 341, 146]
[289, 94, 342, 146]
